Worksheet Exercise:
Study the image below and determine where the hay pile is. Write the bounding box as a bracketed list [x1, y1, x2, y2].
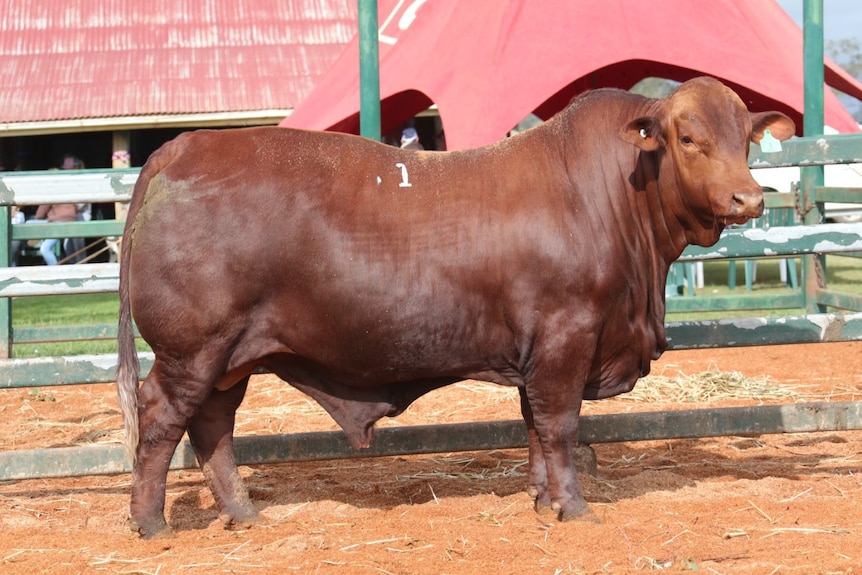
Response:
[623, 365, 800, 404]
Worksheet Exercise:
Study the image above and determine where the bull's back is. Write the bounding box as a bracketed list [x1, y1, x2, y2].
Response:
[130, 126, 572, 279]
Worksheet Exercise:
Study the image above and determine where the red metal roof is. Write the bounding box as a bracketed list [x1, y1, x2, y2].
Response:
[0, 0, 356, 125]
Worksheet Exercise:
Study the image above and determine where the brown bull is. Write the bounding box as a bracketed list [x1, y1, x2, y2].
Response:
[117, 76, 794, 537]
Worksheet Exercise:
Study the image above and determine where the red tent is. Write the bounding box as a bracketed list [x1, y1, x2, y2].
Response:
[281, 0, 862, 150]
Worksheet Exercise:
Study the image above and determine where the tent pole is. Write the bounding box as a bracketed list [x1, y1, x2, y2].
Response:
[358, 0, 381, 141]
[803, 0, 824, 137]
[801, 0, 826, 313]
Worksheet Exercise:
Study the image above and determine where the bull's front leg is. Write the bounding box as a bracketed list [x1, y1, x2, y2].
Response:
[520, 371, 598, 523]
[519, 387, 551, 511]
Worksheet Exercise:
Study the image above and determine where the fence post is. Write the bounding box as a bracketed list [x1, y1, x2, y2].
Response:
[0, 205, 10, 358]
[801, 0, 826, 313]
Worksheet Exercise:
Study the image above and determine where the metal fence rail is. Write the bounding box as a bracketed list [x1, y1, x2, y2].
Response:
[2, 401, 859, 481]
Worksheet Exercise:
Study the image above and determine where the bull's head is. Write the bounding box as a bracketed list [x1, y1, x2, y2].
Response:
[620, 76, 795, 247]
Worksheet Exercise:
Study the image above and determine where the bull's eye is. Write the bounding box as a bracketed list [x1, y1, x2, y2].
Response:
[680, 136, 694, 145]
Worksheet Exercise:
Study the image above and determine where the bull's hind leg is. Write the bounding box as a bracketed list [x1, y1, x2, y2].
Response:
[186, 376, 258, 530]
[130, 361, 215, 538]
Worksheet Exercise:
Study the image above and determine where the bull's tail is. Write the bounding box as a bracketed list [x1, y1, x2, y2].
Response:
[116, 248, 140, 464]
[116, 140, 177, 464]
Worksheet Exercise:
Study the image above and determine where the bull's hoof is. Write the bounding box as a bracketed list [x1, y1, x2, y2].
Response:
[219, 506, 259, 531]
[554, 501, 600, 524]
[130, 516, 172, 539]
[529, 490, 554, 518]
[536, 503, 559, 520]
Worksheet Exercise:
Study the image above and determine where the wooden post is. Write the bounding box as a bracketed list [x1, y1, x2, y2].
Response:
[110, 131, 131, 261]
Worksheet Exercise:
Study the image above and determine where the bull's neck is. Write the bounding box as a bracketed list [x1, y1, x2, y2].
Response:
[629, 148, 692, 268]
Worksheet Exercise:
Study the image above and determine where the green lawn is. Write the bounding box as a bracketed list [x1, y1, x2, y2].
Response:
[10, 293, 147, 357]
[667, 254, 862, 321]
[701, 255, 862, 295]
[8, 255, 862, 358]
[13, 292, 120, 326]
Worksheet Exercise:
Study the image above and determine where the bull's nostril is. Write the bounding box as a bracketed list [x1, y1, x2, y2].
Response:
[732, 193, 751, 210]
[729, 191, 765, 218]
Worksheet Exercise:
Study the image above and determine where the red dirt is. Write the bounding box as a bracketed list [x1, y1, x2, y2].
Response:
[1, 342, 861, 574]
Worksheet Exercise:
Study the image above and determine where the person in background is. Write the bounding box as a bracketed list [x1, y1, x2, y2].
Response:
[400, 127, 423, 150]
[62, 154, 89, 263]
[31, 202, 77, 265]
[29, 154, 85, 265]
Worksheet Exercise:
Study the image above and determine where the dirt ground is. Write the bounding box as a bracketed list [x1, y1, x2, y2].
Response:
[1, 342, 861, 575]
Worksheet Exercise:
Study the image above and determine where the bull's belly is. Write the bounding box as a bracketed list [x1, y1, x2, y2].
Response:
[251, 292, 521, 386]
[266, 334, 519, 391]
[132, 277, 518, 392]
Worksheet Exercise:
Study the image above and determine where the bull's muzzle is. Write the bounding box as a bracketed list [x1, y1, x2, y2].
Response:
[731, 189, 764, 219]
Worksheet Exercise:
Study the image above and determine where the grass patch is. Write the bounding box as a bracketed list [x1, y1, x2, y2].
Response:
[823, 254, 862, 291]
[12, 339, 129, 358]
[667, 254, 862, 321]
[10, 293, 150, 358]
[13, 293, 120, 326]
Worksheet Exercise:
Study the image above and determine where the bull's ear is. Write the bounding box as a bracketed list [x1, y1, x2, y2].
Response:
[621, 116, 664, 151]
[750, 112, 796, 144]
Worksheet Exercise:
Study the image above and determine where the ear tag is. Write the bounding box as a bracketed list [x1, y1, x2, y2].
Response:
[760, 129, 782, 153]
[639, 128, 647, 139]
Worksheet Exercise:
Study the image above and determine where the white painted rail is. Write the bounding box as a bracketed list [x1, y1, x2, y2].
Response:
[0, 169, 137, 205]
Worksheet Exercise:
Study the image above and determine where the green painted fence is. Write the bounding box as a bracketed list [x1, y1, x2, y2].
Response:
[2, 128, 862, 481]
[0, 169, 136, 357]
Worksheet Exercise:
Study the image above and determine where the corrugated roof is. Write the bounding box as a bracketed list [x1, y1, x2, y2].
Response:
[0, 0, 356, 127]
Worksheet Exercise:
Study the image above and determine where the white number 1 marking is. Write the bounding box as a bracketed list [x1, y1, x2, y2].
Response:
[396, 162, 412, 187]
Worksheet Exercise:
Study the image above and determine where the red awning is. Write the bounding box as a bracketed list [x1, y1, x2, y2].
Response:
[282, 0, 862, 150]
